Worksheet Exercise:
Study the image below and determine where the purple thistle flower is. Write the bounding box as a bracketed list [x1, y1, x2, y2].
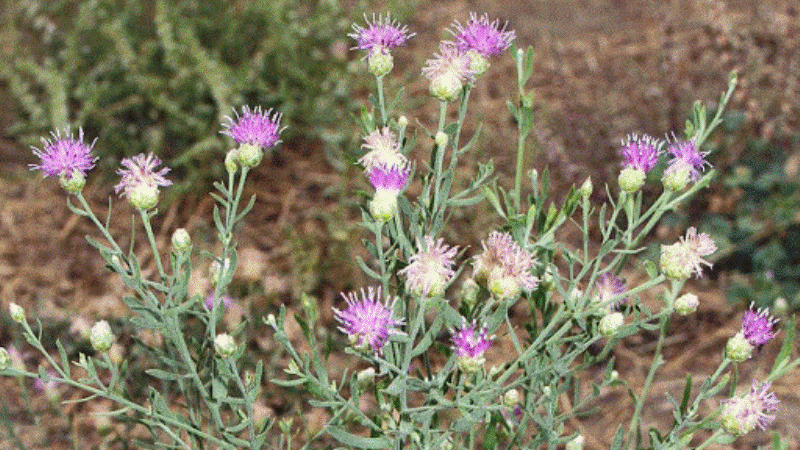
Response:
[398, 236, 458, 297]
[334, 286, 404, 354]
[665, 139, 709, 181]
[741, 304, 778, 346]
[30, 128, 98, 179]
[349, 13, 414, 52]
[594, 272, 627, 310]
[620, 134, 661, 173]
[114, 153, 172, 197]
[205, 292, 233, 311]
[358, 127, 407, 171]
[221, 106, 283, 149]
[452, 321, 494, 372]
[450, 13, 515, 58]
[422, 42, 476, 101]
[368, 161, 410, 193]
[720, 380, 779, 436]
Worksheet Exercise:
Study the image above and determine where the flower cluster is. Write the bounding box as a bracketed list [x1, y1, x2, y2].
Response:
[30, 128, 98, 193]
[660, 227, 716, 280]
[451, 322, 494, 373]
[349, 13, 414, 77]
[618, 134, 661, 193]
[114, 153, 172, 210]
[399, 236, 458, 298]
[473, 231, 538, 300]
[662, 139, 710, 191]
[334, 287, 404, 354]
[720, 380, 779, 436]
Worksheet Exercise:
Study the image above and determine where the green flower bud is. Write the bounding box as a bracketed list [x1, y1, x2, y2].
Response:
[618, 167, 646, 193]
[429, 70, 463, 102]
[435, 131, 449, 149]
[457, 354, 485, 374]
[566, 436, 585, 450]
[397, 115, 409, 129]
[9, 302, 25, 324]
[0, 348, 11, 370]
[128, 184, 160, 210]
[225, 149, 239, 174]
[465, 49, 489, 77]
[578, 177, 593, 198]
[369, 190, 399, 223]
[503, 389, 520, 407]
[89, 320, 115, 353]
[357, 367, 376, 388]
[367, 47, 394, 77]
[237, 143, 263, 168]
[663, 162, 692, 192]
[171, 228, 191, 252]
[214, 333, 236, 358]
[725, 332, 753, 362]
[599, 312, 624, 336]
[674, 293, 699, 315]
[460, 278, 480, 306]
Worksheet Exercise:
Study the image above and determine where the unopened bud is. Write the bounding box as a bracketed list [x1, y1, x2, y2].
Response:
[578, 177, 593, 198]
[225, 149, 239, 174]
[397, 115, 409, 129]
[503, 389, 520, 407]
[725, 332, 753, 362]
[9, 303, 25, 324]
[566, 435, 584, 450]
[599, 312, 624, 336]
[214, 333, 236, 358]
[460, 278, 480, 306]
[357, 367, 376, 388]
[674, 293, 699, 315]
[89, 320, 115, 353]
[773, 297, 789, 316]
[435, 131, 448, 149]
[171, 228, 191, 252]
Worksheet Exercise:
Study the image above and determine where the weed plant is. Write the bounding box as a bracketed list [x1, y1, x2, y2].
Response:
[1, 10, 798, 450]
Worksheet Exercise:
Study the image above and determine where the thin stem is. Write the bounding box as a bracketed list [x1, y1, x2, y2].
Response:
[376, 76, 387, 125]
[139, 209, 166, 280]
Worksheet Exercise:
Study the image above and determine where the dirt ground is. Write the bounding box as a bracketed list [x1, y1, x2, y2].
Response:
[1, 0, 799, 448]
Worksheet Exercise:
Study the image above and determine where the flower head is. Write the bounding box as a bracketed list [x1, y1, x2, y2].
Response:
[720, 380, 779, 436]
[358, 127, 407, 171]
[30, 129, 98, 192]
[221, 106, 283, 161]
[114, 153, 172, 210]
[741, 304, 778, 347]
[422, 42, 475, 101]
[205, 292, 234, 312]
[620, 134, 661, 172]
[474, 231, 538, 300]
[660, 227, 716, 280]
[663, 139, 709, 190]
[349, 13, 414, 52]
[399, 236, 458, 297]
[593, 272, 627, 311]
[334, 287, 404, 354]
[452, 321, 494, 372]
[450, 13, 515, 58]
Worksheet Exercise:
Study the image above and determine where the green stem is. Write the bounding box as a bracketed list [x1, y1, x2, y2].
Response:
[139, 209, 166, 280]
[376, 76, 387, 125]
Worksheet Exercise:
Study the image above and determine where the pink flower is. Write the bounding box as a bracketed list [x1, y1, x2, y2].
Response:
[620, 134, 661, 173]
[114, 153, 172, 196]
[741, 304, 778, 347]
[398, 236, 458, 297]
[349, 13, 414, 52]
[221, 106, 283, 149]
[358, 127, 407, 171]
[449, 13, 515, 58]
[474, 231, 538, 299]
[334, 287, 404, 354]
[593, 272, 627, 310]
[452, 322, 494, 372]
[660, 227, 716, 280]
[30, 128, 98, 180]
[720, 380, 779, 436]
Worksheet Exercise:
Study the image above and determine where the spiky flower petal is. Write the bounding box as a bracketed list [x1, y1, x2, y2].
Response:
[450, 13, 515, 58]
[663, 139, 709, 190]
[334, 287, 404, 354]
[358, 127, 407, 171]
[114, 153, 172, 209]
[593, 272, 627, 312]
[399, 236, 458, 297]
[221, 106, 283, 151]
[741, 304, 778, 347]
[720, 380, 779, 436]
[349, 13, 414, 52]
[474, 231, 538, 300]
[660, 227, 716, 280]
[452, 321, 494, 372]
[422, 42, 475, 102]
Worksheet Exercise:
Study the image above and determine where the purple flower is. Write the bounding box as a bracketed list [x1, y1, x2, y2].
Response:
[205, 292, 233, 311]
[30, 128, 98, 179]
[398, 236, 458, 297]
[221, 106, 283, 149]
[334, 287, 404, 354]
[720, 380, 779, 436]
[114, 153, 172, 197]
[741, 304, 778, 347]
[368, 161, 410, 193]
[474, 231, 539, 299]
[450, 13, 515, 58]
[665, 139, 709, 181]
[349, 13, 414, 52]
[358, 127, 407, 171]
[620, 134, 661, 173]
[593, 272, 627, 310]
[452, 321, 494, 372]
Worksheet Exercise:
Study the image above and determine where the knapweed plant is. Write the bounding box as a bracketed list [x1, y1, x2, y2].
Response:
[1, 10, 798, 450]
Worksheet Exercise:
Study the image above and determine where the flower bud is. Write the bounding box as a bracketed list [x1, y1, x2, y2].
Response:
[171, 228, 191, 252]
[128, 184, 160, 210]
[357, 367, 376, 388]
[460, 278, 480, 306]
[225, 149, 239, 174]
[674, 293, 699, 315]
[369, 190, 399, 223]
[59, 172, 86, 194]
[397, 115, 409, 129]
[599, 312, 624, 336]
[435, 131, 449, 149]
[209, 258, 231, 287]
[726, 332, 753, 362]
[89, 320, 115, 353]
[773, 297, 788, 317]
[566, 436, 584, 450]
[429, 71, 463, 102]
[214, 333, 236, 358]
[237, 143, 263, 168]
[9, 302, 25, 324]
[660, 243, 693, 281]
[618, 167, 646, 193]
[367, 47, 394, 77]
[0, 348, 10, 370]
[503, 389, 520, 407]
[662, 162, 692, 192]
[578, 177, 593, 198]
